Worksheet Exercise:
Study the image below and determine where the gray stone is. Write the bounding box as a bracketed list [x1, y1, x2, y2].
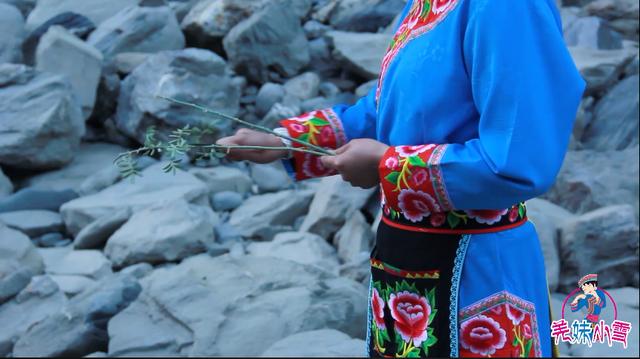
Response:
[74, 208, 131, 249]
[85, 352, 108, 358]
[559, 205, 639, 292]
[0, 224, 44, 303]
[35, 232, 71, 248]
[108, 254, 366, 356]
[36, 26, 103, 119]
[585, 0, 640, 21]
[50, 274, 96, 296]
[284, 72, 321, 101]
[303, 20, 332, 39]
[25, 0, 140, 31]
[0, 0, 34, 15]
[564, 16, 623, 50]
[105, 200, 218, 267]
[326, 31, 390, 80]
[581, 75, 639, 151]
[544, 147, 639, 216]
[321, 0, 405, 32]
[0, 188, 78, 213]
[300, 176, 375, 239]
[113, 52, 151, 74]
[604, 287, 639, 309]
[301, 96, 334, 113]
[223, 2, 310, 83]
[119, 263, 153, 279]
[260, 102, 301, 129]
[0, 64, 84, 170]
[0, 210, 63, 238]
[355, 79, 377, 98]
[37, 247, 73, 272]
[167, 0, 199, 22]
[0, 4, 24, 63]
[115, 48, 240, 144]
[229, 190, 314, 240]
[0, 275, 67, 356]
[249, 162, 293, 193]
[189, 165, 253, 194]
[334, 211, 374, 264]
[60, 163, 209, 236]
[87, 5, 185, 59]
[247, 231, 340, 274]
[0, 168, 13, 199]
[319, 81, 341, 98]
[214, 222, 243, 244]
[211, 191, 243, 212]
[308, 37, 340, 77]
[0, 261, 31, 304]
[569, 46, 637, 96]
[47, 250, 113, 279]
[256, 82, 286, 117]
[339, 252, 370, 286]
[261, 329, 365, 357]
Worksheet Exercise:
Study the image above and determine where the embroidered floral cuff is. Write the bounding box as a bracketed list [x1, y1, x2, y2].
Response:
[278, 108, 347, 180]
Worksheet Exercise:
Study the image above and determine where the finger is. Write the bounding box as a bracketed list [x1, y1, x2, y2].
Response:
[320, 155, 337, 170]
[334, 142, 350, 155]
[216, 135, 240, 146]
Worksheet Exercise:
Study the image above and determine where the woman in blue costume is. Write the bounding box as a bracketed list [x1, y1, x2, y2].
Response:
[218, 0, 585, 357]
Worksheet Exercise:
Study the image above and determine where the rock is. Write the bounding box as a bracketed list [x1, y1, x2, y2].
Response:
[85, 352, 108, 357]
[229, 190, 314, 240]
[325, 31, 390, 80]
[60, 163, 209, 236]
[23, 12, 96, 65]
[308, 37, 340, 78]
[339, 252, 370, 286]
[0, 261, 32, 304]
[284, 72, 321, 101]
[25, 0, 140, 32]
[301, 96, 334, 113]
[334, 211, 374, 264]
[605, 287, 639, 309]
[585, 0, 639, 21]
[189, 165, 253, 194]
[563, 16, 623, 50]
[0, 168, 13, 199]
[624, 53, 639, 76]
[559, 205, 639, 292]
[35, 233, 71, 248]
[13, 273, 141, 357]
[115, 48, 240, 144]
[105, 200, 218, 267]
[87, 64, 120, 124]
[568, 46, 637, 96]
[47, 250, 113, 279]
[300, 176, 375, 239]
[167, 0, 199, 22]
[0, 64, 84, 170]
[0, 4, 24, 63]
[0, 188, 78, 213]
[260, 102, 301, 129]
[211, 191, 243, 212]
[74, 209, 131, 249]
[581, 75, 639, 151]
[0, 276, 67, 356]
[247, 231, 340, 274]
[355, 79, 377, 98]
[544, 147, 639, 215]
[38, 247, 72, 271]
[214, 222, 243, 244]
[303, 20, 332, 39]
[0, 224, 44, 303]
[319, 81, 341, 98]
[50, 274, 96, 296]
[113, 52, 150, 74]
[255, 83, 285, 117]
[249, 162, 293, 193]
[119, 263, 153, 279]
[321, 0, 405, 32]
[36, 26, 103, 119]
[87, 5, 185, 59]
[261, 329, 365, 357]
[0, 0, 34, 15]
[107, 254, 366, 356]
[0, 210, 63, 237]
[223, 2, 310, 83]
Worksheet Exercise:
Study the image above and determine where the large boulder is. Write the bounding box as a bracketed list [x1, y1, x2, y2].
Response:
[25, 0, 140, 32]
[334, 210, 374, 264]
[316, 0, 405, 32]
[261, 329, 365, 357]
[568, 46, 637, 96]
[0, 224, 44, 303]
[73, 209, 131, 250]
[87, 5, 185, 59]
[60, 163, 209, 236]
[0, 64, 84, 170]
[325, 31, 390, 80]
[115, 48, 240, 144]
[0, 168, 13, 199]
[580, 75, 639, 151]
[558, 205, 639, 292]
[0, 0, 34, 15]
[36, 26, 103, 119]
[0, 4, 24, 63]
[107, 254, 367, 356]
[0, 188, 78, 213]
[188, 165, 253, 194]
[0, 210, 63, 238]
[104, 200, 218, 267]
[223, 2, 310, 83]
[563, 16, 623, 50]
[46, 250, 113, 279]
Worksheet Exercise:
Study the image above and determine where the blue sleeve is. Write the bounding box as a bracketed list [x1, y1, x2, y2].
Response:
[436, 0, 585, 209]
[571, 298, 586, 312]
[331, 85, 378, 141]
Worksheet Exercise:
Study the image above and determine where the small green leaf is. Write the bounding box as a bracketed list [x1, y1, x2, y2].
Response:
[385, 171, 400, 184]
[512, 337, 518, 347]
[408, 155, 426, 167]
[424, 333, 438, 347]
[524, 339, 533, 357]
[518, 206, 525, 218]
[308, 117, 329, 126]
[299, 133, 309, 142]
[406, 348, 421, 358]
[447, 213, 460, 228]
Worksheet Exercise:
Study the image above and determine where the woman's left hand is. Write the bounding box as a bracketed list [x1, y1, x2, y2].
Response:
[320, 139, 389, 189]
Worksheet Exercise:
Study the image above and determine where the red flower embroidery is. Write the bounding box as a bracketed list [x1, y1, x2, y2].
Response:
[372, 288, 386, 330]
[411, 168, 429, 187]
[490, 305, 503, 315]
[512, 346, 522, 358]
[429, 212, 446, 227]
[396, 144, 435, 158]
[398, 189, 440, 223]
[289, 123, 307, 133]
[464, 209, 508, 225]
[508, 207, 519, 222]
[460, 315, 507, 356]
[384, 156, 400, 170]
[506, 303, 526, 325]
[301, 154, 334, 178]
[320, 125, 333, 143]
[389, 291, 431, 347]
[432, 0, 455, 14]
[523, 323, 533, 340]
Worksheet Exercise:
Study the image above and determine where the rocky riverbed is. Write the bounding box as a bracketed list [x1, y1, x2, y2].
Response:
[0, 0, 638, 357]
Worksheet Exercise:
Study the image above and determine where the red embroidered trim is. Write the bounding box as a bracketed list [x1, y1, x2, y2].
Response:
[427, 144, 453, 211]
[279, 108, 345, 180]
[381, 215, 528, 234]
[370, 258, 440, 279]
[376, 0, 460, 106]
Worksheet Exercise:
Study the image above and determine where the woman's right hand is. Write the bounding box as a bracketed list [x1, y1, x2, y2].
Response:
[216, 128, 288, 163]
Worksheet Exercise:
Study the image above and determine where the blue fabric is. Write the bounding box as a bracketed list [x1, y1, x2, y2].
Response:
[572, 289, 607, 316]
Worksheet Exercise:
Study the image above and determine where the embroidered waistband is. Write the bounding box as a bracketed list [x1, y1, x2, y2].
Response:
[381, 202, 528, 234]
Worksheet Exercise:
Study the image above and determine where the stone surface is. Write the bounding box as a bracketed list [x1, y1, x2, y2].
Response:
[105, 200, 218, 267]
[0, 210, 63, 237]
[0, 224, 44, 303]
[25, 0, 139, 31]
[115, 48, 240, 144]
[107, 254, 366, 356]
[320, 0, 405, 33]
[35, 233, 70, 248]
[211, 191, 243, 212]
[249, 162, 293, 193]
[569, 46, 637, 96]
[113, 52, 150, 74]
[74, 209, 131, 249]
[260, 329, 365, 357]
[50, 274, 97, 296]
[0, 3, 24, 63]
[0, 168, 13, 199]
[284, 72, 321, 101]
[564, 16, 623, 50]
[87, 5, 185, 59]
[334, 211, 374, 264]
[0, 64, 84, 170]
[229, 190, 314, 240]
[47, 250, 113, 279]
[223, 2, 310, 83]
[36, 26, 102, 119]
[256, 82, 286, 117]
[0, 188, 78, 213]
[559, 205, 639, 292]
[189, 165, 253, 194]
[326, 31, 390, 80]
[60, 163, 209, 236]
